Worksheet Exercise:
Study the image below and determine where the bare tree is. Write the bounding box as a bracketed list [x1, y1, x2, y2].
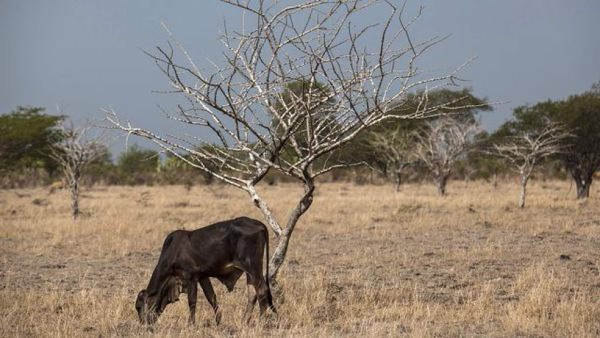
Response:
[105, 0, 477, 291]
[492, 123, 571, 208]
[51, 122, 106, 219]
[365, 127, 416, 191]
[414, 118, 481, 195]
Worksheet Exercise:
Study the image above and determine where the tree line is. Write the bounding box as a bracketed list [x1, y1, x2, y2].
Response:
[2, 82, 599, 203]
[0, 108, 209, 190]
[356, 83, 599, 205]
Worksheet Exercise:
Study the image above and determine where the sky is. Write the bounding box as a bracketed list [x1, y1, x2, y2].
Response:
[1, 0, 599, 158]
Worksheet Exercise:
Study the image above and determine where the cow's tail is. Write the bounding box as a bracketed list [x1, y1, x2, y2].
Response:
[263, 228, 277, 313]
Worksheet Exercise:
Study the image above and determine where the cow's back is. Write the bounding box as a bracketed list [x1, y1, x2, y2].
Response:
[185, 217, 266, 265]
[190, 217, 266, 242]
[228, 217, 268, 237]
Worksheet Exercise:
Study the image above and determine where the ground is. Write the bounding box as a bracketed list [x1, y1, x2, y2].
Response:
[1, 180, 599, 337]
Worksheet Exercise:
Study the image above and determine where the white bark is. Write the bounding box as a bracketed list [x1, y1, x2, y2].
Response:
[50, 122, 106, 219]
[492, 123, 571, 208]
[365, 127, 415, 191]
[414, 118, 481, 196]
[518, 168, 532, 208]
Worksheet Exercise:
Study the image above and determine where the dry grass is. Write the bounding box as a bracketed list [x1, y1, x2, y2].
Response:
[1, 180, 599, 337]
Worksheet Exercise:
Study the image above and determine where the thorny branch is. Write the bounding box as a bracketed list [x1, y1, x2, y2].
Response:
[414, 118, 482, 184]
[490, 122, 571, 207]
[492, 122, 572, 176]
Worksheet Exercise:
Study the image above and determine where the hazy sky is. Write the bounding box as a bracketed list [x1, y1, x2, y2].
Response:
[2, 0, 599, 156]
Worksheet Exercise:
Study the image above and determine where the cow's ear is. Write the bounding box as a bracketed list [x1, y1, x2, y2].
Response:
[137, 290, 146, 301]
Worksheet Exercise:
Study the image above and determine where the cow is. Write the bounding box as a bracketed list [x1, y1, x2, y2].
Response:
[135, 217, 276, 325]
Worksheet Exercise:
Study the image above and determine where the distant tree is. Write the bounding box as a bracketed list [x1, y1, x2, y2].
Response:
[414, 117, 482, 195]
[560, 90, 600, 198]
[117, 145, 159, 185]
[491, 123, 571, 208]
[331, 128, 390, 181]
[0, 106, 63, 175]
[82, 145, 118, 185]
[502, 84, 600, 198]
[397, 88, 491, 124]
[465, 152, 506, 186]
[467, 131, 509, 186]
[50, 122, 107, 219]
[364, 126, 417, 191]
[353, 88, 491, 186]
[159, 152, 210, 188]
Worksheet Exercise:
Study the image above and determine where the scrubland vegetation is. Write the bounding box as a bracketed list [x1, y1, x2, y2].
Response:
[1, 181, 599, 337]
[2, 2, 599, 337]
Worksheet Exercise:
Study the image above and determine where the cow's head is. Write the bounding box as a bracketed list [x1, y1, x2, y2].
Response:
[135, 289, 159, 325]
[135, 278, 183, 324]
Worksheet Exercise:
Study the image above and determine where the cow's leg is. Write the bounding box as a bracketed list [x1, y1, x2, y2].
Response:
[245, 276, 271, 321]
[199, 278, 221, 325]
[241, 263, 271, 319]
[187, 278, 198, 325]
[243, 274, 257, 324]
[254, 278, 270, 317]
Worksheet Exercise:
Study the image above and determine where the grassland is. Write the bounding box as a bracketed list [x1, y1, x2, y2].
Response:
[1, 180, 599, 337]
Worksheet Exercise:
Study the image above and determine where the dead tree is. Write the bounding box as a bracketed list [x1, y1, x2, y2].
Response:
[365, 127, 416, 191]
[105, 0, 477, 291]
[492, 123, 571, 208]
[414, 118, 481, 195]
[51, 123, 106, 219]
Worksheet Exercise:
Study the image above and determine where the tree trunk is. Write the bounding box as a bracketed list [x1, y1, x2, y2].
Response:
[518, 175, 529, 208]
[568, 164, 595, 199]
[394, 169, 401, 192]
[435, 174, 449, 196]
[267, 231, 290, 300]
[70, 168, 81, 220]
[249, 179, 315, 299]
[268, 182, 314, 292]
[575, 177, 592, 199]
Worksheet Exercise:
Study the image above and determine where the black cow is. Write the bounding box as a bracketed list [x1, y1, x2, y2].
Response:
[135, 217, 276, 325]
